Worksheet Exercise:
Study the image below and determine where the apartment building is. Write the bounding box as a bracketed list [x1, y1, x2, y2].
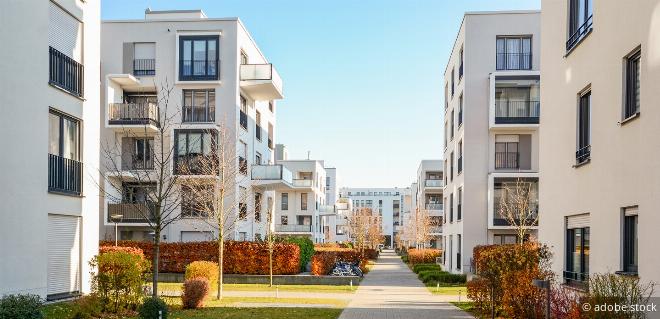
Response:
[331, 197, 353, 243]
[339, 188, 406, 247]
[539, 0, 660, 293]
[414, 160, 444, 248]
[99, 9, 283, 242]
[252, 158, 332, 243]
[0, 0, 100, 299]
[442, 11, 540, 274]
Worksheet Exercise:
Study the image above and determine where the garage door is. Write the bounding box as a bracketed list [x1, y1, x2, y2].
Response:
[181, 231, 214, 242]
[47, 214, 81, 300]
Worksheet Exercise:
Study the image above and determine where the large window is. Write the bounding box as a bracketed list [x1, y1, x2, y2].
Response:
[239, 95, 248, 130]
[183, 89, 215, 122]
[567, 0, 593, 51]
[496, 36, 532, 70]
[254, 193, 262, 222]
[450, 110, 455, 140]
[122, 137, 154, 170]
[622, 207, 638, 274]
[239, 186, 247, 220]
[174, 130, 216, 174]
[179, 36, 219, 81]
[495, 141, 519, 169]
[301, 193, 308, 210]
[281, 193, 289, 210]
[181, 184, 211, 218]
[449, 193, 454, 223]
[565, 225, 590, 287]
[48, 110, 81, 195]
[458, 94, 463, 126]
[451, 68, 455, 97]
[576, 90, 591, 165]
[457, 234, 462, 270]
[624, 49, 641, 120]
[48, 2, 84, 97]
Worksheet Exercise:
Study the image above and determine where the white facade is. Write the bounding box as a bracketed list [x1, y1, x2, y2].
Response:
[99, 10, 283, 243]
[339, 188, 406, 247]
[442, 11, 540, 274]
[414, 160, 444, 248]
[539, 0, 660, 294]
[0, 0, 101, 299]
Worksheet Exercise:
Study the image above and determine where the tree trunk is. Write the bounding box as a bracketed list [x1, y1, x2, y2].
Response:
[269, 245, 273, 287]
[218, 235, 224, 299]
[152, 230, 160, 297]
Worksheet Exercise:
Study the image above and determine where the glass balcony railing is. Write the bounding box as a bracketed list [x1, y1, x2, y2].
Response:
[425, 179, 444, 187]
[251, 164, 293, 184]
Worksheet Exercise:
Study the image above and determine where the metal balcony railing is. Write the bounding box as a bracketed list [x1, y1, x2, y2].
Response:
[566, 15, 593, 51]
[179, 59, 219, 81]
[275, 224, 312, 232]
[495, 100, 540, 124]
[107, 203, 154, 223]
[576, 145, 591, 165]
[108, 103, 159, 126]
[133, 59, 155, 76]
[496, 53, 532, 70]
[48, 154, 82, 195]
[426, 203, 443, 211]
[495, 152, 519, 169]
[49, 46, 84, 98]
[182, 105, 214, 123]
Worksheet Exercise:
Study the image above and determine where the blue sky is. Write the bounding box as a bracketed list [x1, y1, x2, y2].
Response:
[102, 0, 540, 187]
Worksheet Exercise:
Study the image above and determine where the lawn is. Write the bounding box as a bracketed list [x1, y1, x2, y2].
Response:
[451, 301, 483, 318]
[424, 284, 467, 296]
[157, 282, 357, 293]
[160, 296, 348, 308]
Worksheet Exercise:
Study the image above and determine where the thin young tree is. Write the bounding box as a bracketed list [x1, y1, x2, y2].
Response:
[497, 177, 539, 245]
[177, 123, 253, 299]
[347, 207, 382, 250]
[100, 82, 184, 297]
[264, 196, 276, 287]
[414, 208, 439, 249]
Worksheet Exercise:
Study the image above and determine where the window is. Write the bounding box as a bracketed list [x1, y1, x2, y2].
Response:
[239, 141, 248, 175]
[444, 83, 449, 109]
[624, 49, 641, 120]
[459, 47, 464, 79]
[450, 151, 454, 181]
[457, 140, 463, 174]
[622, 207, 638, 274]
[281, 193, 289, 210]
[450, 110, 455, 140]
[457, 188, 462, 220]
[181, 184, 211, 218]
[301, 193, 308, 210]
[254, 193, 262, 222]
[133, 42, 156, 76]
[576, 90, 591, 165]
[48, 2, 84, 97]
[495, 141, 519, 169]
[179, 35, 219, 81]
[269, 101, 274, 112]
[48, 110, 81, 195]
[240, 95, 248, 130]
[122, 182, 155, 204]
[122, 137, 154, 170]
[255, 152, 262, 165]
[451, 68, 455, 97]
[174, 130, 216, 174]
[239, 186, 247, 220]
[458, 94, 463, 126]
[267, 123, 274, 149]
[457, 234, 462, 270]
[565, 226, 590, 286]
[494, 234, 518, 245]
[496, 36, 532, 70]
[238, 232, 247, 241]
[183, 89, 215, 122]
[336, 225, 346, 235]
[255, 111, 262, 140]
[240, 50, 248, 65]
[281, 215, 288, 225]
[449, 193, 454, 223]
[567, 0, 593, 51]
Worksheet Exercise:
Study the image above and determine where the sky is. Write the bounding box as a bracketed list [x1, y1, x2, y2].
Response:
[102, 0, 541, 188]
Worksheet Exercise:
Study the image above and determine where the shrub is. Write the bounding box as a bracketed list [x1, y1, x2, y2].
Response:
[0, 294, 43, 319]
[138, 297, 168, 319]
[100, 240, 300, 274]
[341, 242, 353, 249]
[401, 255, 409, 263]
[407, 249, 441, 265]
[185, 261, 219, 287]
[418, 270, 466, 284]
[581, 273, 655, 319]
[412, 263, 442, 273]
[182, 278, 210, 309]
[363, 248, 379, 260]
[70, 295, 103, 319]
[99, 245, 144, 258]
[283, 237, 314, 272]
[90, 250, 150, 313]
[310, 249, 366, 275]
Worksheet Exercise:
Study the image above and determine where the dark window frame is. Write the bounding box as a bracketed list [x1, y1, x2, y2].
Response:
[576, 89, 591, 166]
[179, 35, 219, 81]
[565, 226, 590, 286]
[623, 48, 641, 121]
[281, 193, 289, 210]
[566, 0, 593, 52]
[182, 89, 216, 123]
[622, 210, 638, 274]
[173, 129, 218, 175]
[496, 36, 532, 70]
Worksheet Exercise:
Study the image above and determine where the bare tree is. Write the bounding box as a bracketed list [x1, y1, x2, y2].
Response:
[177, 123, 255, 299]
[497, 177, 539, 245]
[264, 196, 276, 287]
[347, 207, 383, 250]
[100, 82, 184, 297]
[414, 208, 439, 249]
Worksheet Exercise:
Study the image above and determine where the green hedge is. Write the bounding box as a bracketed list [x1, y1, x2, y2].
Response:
[412, 263, 442, 273]
[418, 270, 466, 284]
[282, 237, 315, 272]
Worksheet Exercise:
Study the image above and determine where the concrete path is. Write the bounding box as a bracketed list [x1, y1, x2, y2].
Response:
[338, 250, 473, 319]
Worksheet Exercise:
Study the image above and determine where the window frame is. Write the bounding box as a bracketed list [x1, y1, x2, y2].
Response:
[623, 48, 641, 122]
[178, 35, 219, 81]
[496, 36, 533, 70]
[575, 88, 591, 166]
[173, 129, 217, 174]
[49, 109, 81, 161]
[565, 226, 590, 286]
[182, 89, 215, 123]
[281, 193, 289, 210]
[622, 208, 638, 274]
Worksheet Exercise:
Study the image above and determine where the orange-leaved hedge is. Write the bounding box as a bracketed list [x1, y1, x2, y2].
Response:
[407, 248, 441, 264]
[310, 248, 368, 275]
[99, 240, 300, 274]
[99, 245, 145, 259]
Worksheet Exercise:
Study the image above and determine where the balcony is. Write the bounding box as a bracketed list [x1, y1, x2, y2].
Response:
[495, 152, 519, 169]
[319, 205, 336, 215]
[108, 102, 160, 131]
[251, 164, 295, 190]
[48, 154, 82, 196]
[496, 53, 532, 71]
[425, 179, 444, 188]
[107, 203, 153, 223]
[292, 179, 313, 188]
[49, 46, 84, 98]
[133, 59, 155, 76]
[240, 64, 284, 100]
[426, 203, 443, 212]
[495, 100, 540, 124]
[275, 224, 312, 233]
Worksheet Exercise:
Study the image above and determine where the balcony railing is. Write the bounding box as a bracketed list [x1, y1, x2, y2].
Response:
[566, 15, 593, 51]
[174, 155, 218, 175]
[320, 205, 335, 214]
[133, 59, 155, 76]
[275, 224, 312, 232]
[256, 125, 262, 140]
[49, 46, 84, 98]
[108, 103, 159, 126]
[107, 202, 154, 223]
[122, 154, 154, 171]
[182, 105, 214, 123]
[251, 164, 293, 183]
[576, 145, 591, 165]
[179, 59, 219, 81]
[495, 100, 540, 124]
[496, 53, 532, 71]
[240, 111, 248, 130]
[240, 64, 283, 92]
[495, 152, 519, 169]
[426, 203, 443, 211]
[493, 217, 539, 227]
[48, 154, 82, 195]
[293, 179, 313, 188]
[425, 179, 444, 187]
[336, 203, 349, 211]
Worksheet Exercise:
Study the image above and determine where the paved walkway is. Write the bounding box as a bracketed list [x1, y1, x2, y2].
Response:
[338, 250, 473, 319]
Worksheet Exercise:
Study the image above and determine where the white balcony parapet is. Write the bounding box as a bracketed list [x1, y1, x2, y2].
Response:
[251, 164, 292, 183]
[319, 205, 335, 215]
[426, 203, 444, 211]
[292, 179, 313, 188]
[240, 64, 283, 100]
[425, 179, 444, 187]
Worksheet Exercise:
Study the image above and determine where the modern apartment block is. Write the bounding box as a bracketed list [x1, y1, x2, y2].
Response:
[252, 158, 333, 243]
[442, 11, 540, 274]
[414, 160, 444, 248]
[339, 188, 406, 247]
[99, 9, 283, 242]
[539, 0, 660, 293]
[0, 0, 100, 299]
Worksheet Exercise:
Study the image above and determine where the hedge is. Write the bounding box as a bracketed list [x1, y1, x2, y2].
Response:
[283, 237, 315, 272]
[407, 249, 441, 264]
[100, 240, 300, 274]
[310, 248, 367, 276]
[412, 263, 442, 273]
[418, 270, 466, 284]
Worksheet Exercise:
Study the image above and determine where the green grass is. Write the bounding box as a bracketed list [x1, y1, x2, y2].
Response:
[451, 301, 475, 312]
[157, 282, 357, 293]
[167, 307, 343, 319]
[425, 284, 467, 295]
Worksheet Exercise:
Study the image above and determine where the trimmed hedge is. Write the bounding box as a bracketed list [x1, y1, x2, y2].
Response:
[284, 237, 315, 272]
[310, 248, 367, 276]
[418, 270, 466, 284]
[412, 263, 442, 273]
[100, 240, 300, 275]
[407, 249, 441, 264]
[99, 245, 145, 258]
